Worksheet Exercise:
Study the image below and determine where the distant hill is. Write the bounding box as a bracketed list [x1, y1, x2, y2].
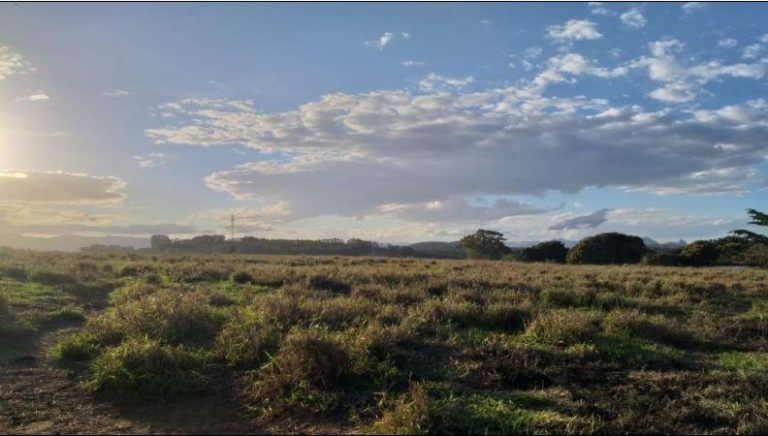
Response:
[642, 237, 687, 249]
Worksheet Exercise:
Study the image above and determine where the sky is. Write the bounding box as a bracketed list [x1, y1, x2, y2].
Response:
[1, 1, 768, 246]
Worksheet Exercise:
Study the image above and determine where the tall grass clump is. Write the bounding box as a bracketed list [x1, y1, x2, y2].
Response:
[526, 310, 601, 345]
[85, 337, 212, 398]
[246, 328, 352, 415]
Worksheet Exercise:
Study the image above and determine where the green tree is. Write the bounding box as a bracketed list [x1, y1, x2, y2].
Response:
[566, 232, 648, 265]
[731, 209, 768, 244]
[519, 240, 569, 263]
[679, 240, 719, 266]
[459, 229, 510, 260]
[150, 234, 172, 250]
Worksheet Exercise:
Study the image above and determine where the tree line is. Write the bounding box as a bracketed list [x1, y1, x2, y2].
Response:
[459, 208, 768, 267]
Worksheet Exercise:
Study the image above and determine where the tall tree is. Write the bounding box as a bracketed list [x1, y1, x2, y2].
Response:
[459, 229, 510, 260]
[731, 209, 768, 244]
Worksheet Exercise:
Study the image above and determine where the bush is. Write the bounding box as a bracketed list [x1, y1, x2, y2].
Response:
[85, 338, 212, 398]
[679, 240, 720, 266]
[567, 233, 648, 265]
[519, 241, 568, 263]
[231, 270, 255, 284]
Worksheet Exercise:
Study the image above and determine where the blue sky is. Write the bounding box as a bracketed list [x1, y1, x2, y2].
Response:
[1, 2, 768, 245]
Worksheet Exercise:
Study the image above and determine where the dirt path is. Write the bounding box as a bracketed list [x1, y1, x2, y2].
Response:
[0, 331, 265, 435]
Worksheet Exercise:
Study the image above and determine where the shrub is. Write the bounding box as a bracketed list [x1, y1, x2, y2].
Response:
[307, 273, 351, 293]
[85, 338, 212, 398]
[519, 241, 568, 263]
[526, 310, 601, 344]
[567, 233, 648, 265]
[231, 270, 255, 284]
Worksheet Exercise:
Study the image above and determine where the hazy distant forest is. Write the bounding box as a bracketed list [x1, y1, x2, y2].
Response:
[90, 208, 768, 268]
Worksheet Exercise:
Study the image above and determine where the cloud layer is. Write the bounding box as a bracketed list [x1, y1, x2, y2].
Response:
[0, 170, 126, 204]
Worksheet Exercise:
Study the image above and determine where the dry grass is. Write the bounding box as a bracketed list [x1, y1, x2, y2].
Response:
[1, 249, 767, 433]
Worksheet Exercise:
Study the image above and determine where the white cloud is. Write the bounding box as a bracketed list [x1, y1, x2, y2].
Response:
[620, 8, 647, 29]
[0, 46, 33, 80]
[365, 32, 409, 51]
[377, 197, 547, 223]
[525, 46, 543, 59]
[681, 2, 706, 14]
[146, 72, 768, 225]
[742, 44, 763, 60]
[15, 91, 50, 103]
[546, 20, 603, 42]
[418, 73, 474, 92]
[0, 170, 125, 204]
[648, 82, 698, 103]
[718, 38, 739, 49]
[546, 53, 628, 78]
[401, 60, 425, 67]
[134, 153, 173, 168]
[102, 89, 134, 97]
[635, 38, 768, 102]
[588, 2, 612, 16]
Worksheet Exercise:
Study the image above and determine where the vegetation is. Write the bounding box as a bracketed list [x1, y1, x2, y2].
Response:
[567, 232, 648, 265]
[518, 240, 568, 263]
[2, 248, 768, 433]
[459, 229, 511, 260]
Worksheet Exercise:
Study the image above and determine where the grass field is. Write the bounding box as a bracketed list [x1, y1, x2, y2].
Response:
[1, 249, 768, 434]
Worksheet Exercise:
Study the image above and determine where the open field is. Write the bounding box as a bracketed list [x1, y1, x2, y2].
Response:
[2, 249, 768, 434]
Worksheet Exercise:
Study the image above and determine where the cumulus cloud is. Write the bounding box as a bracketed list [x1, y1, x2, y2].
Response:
[418, 73, 475, 92]
[549, 208, 612, 230]
[634, 38, 768, 102]
[0, 170, 126, 204]
[546, 20, 603, 42]
[0, 46, 33, 80]
[146, 69, 768, 225]
[15, 91, 50, 103]
[134, 153, 173, 168]
[620, 8, 647, 29]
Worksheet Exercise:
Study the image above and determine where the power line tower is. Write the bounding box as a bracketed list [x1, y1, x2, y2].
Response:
[227, 213, 236, 241]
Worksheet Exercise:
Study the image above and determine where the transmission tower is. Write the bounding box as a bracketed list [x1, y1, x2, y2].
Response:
[227, 213, 236, 240]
